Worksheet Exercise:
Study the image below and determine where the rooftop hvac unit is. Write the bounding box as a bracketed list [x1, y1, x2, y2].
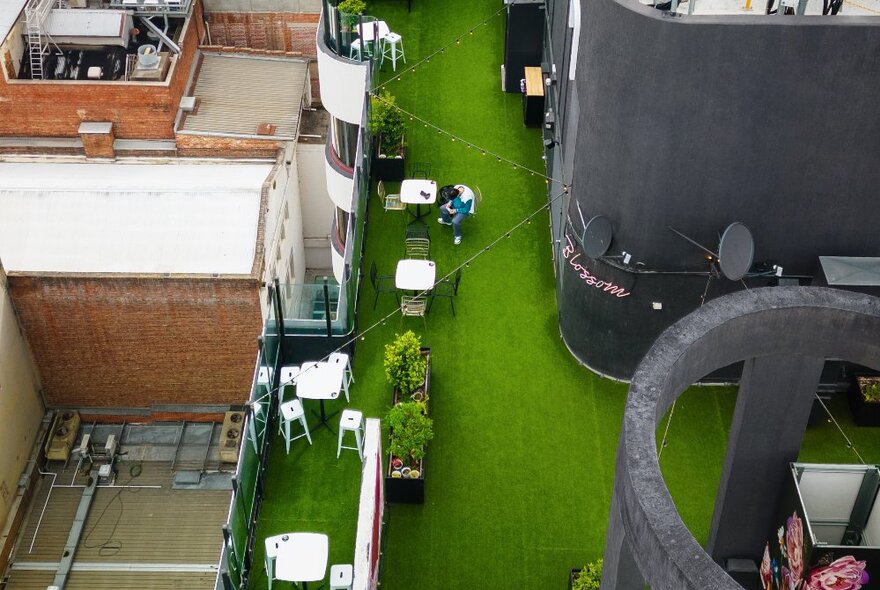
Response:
[136, 44, 159, 69]
[46, 411, 81, 461]
[219, 411, 245, 463]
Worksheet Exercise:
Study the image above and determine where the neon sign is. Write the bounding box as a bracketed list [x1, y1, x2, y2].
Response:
[562, 234, 632, 298]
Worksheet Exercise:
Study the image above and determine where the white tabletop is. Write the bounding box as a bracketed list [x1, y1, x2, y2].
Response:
[356, 20, 389, 42]
[273, 533, 329, 583]
[400, 179, 437, 205]
[396, 259, 437, 291]
[294, 361, 344, 401]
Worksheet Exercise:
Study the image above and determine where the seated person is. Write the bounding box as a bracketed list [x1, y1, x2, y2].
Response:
[437, 184, 475, 245]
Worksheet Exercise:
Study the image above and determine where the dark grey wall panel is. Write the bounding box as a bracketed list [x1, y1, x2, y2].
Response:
[553, 0, 880, 378]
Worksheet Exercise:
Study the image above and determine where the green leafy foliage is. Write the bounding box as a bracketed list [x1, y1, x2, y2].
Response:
[859, 377, 880, 403]
[336, 0, 366, 28]
[571, 559, 603, 590]
[387, 401, 434, 464]
[383, 331, 427, 395]
[370, 90, 407, 156]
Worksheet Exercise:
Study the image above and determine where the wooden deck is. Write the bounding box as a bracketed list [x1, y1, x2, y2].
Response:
[4, 461, 230, 590]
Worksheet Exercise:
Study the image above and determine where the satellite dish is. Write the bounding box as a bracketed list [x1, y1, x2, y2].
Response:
[582, 215, 613, 259]
[718, 222, 755, 281]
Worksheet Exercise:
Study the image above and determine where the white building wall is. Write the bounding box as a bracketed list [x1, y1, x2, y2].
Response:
[0, 263, 43, 533]
[261, 153, 307, 317]
[297, 143, 334, 271]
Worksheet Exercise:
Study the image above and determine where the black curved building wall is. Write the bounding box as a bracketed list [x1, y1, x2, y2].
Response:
[553, 0, 880, 379]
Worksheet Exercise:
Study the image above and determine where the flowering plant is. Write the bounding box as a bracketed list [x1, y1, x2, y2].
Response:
[763, 510, 870, 590]
[805, 556, 869, 590]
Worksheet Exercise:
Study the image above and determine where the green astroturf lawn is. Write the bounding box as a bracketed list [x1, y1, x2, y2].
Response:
[250, 2, 880, 588]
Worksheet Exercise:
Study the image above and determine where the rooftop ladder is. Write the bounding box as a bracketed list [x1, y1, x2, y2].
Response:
[24, 0, 55, 79]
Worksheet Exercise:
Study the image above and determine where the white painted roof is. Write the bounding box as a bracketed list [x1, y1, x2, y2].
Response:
[1, 1, 27, 46]
[0, 162, 273, 275]
[46, 9, 126, 39]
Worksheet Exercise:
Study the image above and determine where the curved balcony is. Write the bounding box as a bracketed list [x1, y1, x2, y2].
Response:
[316, 8, 370, 125]
[325, 141, 355, 213]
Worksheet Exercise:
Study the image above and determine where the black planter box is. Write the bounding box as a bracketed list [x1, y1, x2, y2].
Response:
[373, 154, 406, 181]
[386, 457, 425, 504]
[568, 569, 579, 590]
[848, 376, 880, 426]
[385, 347, 431, 504]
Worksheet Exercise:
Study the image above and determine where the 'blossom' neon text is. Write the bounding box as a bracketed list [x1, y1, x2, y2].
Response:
[562, 235, 631, 298]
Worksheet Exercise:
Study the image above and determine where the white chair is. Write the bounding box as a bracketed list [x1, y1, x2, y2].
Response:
[280, 399, 312, 453]
[330, 563, 354, 590]
[329, 352, 353, 401]
[337, 409, 364, 460]
[381, 32, 406, 71]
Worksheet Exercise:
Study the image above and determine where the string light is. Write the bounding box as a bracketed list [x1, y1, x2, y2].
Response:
[256, 187, 570, 406]
[370, 71, 564, 185]
[376, 6, 506, 91]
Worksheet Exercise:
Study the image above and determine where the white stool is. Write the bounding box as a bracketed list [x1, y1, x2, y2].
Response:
[350, 38, 372, 61]
[280, 399, 312, 453]
[329, 563, 354, 590]
[329, 352, 353, 402]
[264, 534, 286, 590]
[277, 365, 302, 434]
[337, 409, 364, 460]
[381, 32, 406, 71]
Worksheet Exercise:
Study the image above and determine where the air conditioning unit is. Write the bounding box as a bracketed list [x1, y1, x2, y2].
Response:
[46, 411, 81, 461]
[219, 411, 245, 463]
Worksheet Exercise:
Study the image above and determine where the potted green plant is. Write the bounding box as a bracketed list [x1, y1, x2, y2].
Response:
[386, 401, 433, 504]
[848, 375, 880, 426]
[569, 559, 602, 590]
[384, 330, 428, 399]
[370, 89, 407, 181]
[336, 0, 366, 31]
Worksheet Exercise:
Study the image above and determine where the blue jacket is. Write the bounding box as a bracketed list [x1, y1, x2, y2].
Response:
[450, 185, 475, 215]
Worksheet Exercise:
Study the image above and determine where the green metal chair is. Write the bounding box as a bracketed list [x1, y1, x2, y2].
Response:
[428, 268, 463, 315]
[370, 261, 399, 309]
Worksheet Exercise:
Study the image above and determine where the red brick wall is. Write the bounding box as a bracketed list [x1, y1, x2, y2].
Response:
[175, 133, 282, 157]
[7, 275, 263, 408]
[0, 3, 206, 139]
[206, 13, 318, 55]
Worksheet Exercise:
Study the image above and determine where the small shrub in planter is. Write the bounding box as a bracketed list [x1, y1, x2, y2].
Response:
[849, 376, 880, 427]
[384, 331, 428, 396]
[570, 559, 602, 590]
[370, 90, 407, 180]
[387, 401, 433, 466]
[336, 0, 366, 30]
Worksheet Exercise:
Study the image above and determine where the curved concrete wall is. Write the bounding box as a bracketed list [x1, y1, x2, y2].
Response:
[554, 0, 880, 378]
[316, 26, 369, 126]
[325, 153, 356, 213]
[602, 287, 880, 589]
